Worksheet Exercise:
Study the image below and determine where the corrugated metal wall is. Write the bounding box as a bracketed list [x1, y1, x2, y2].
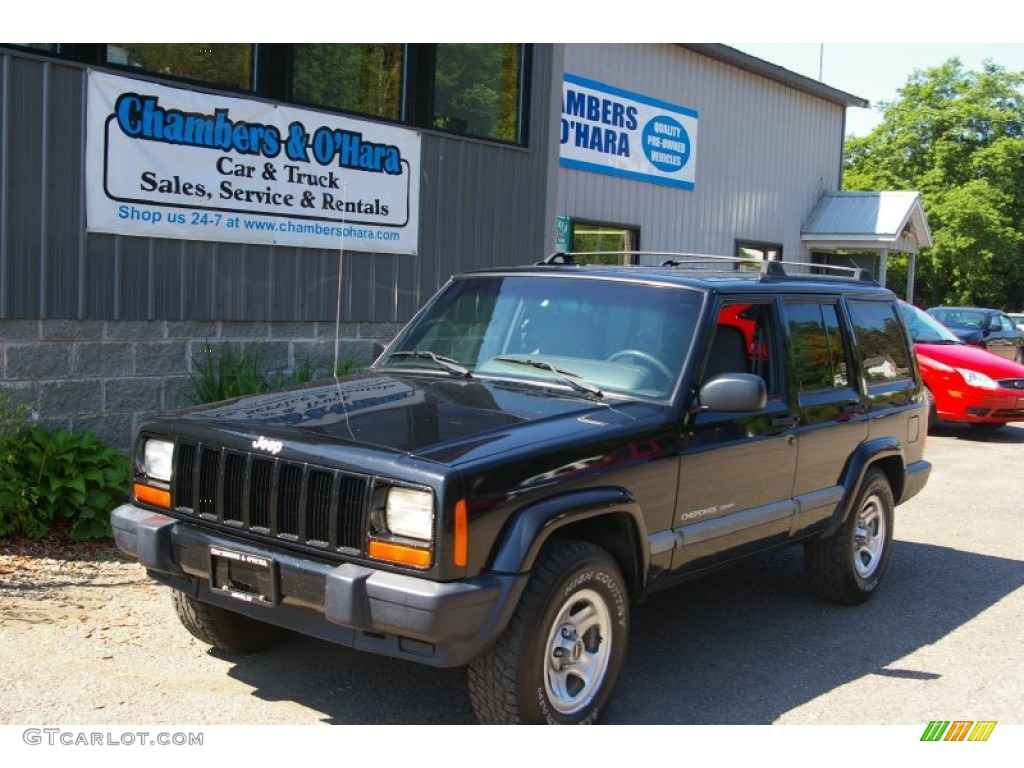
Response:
[0, 47, 557, 322]
[559, 44, 846, 258]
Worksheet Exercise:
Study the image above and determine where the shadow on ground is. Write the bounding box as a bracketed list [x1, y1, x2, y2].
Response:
[216, 539, 1022, 724]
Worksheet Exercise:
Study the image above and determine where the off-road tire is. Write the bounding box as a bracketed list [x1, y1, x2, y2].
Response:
[467, 538, 629, 724]
[171, 590, 292, 653]
[805, 468, 894, 605]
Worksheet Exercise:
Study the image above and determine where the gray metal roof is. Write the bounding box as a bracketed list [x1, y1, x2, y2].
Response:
[677, 44, 869, 109]
[801, 191, 933, 253]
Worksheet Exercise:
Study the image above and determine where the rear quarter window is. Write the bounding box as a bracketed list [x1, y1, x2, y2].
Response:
[846, 299, 913, 383]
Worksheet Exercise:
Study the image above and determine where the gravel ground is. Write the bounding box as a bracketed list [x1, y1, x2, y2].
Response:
[1, 423, 1022, 730]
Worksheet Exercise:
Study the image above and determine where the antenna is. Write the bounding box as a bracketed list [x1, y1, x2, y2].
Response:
[332, 185, 356, 442]
[330, 180, 354, 380]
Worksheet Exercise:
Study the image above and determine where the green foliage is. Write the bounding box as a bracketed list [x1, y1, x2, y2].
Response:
[844, 58, 1024, 309]
[0, 418, 130, 542]
[22, 428, 130, 539]
[292, 44, 403, 119]
[187, 343, 273, 404]
[186, 341, 363, 405]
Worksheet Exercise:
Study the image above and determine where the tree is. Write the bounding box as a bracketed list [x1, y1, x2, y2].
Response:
[844, 59, 1024, 309]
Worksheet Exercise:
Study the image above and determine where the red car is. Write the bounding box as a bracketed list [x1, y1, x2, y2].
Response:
[900, 302, 1024, 431]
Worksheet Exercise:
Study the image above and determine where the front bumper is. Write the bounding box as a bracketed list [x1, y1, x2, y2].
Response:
[111, 504, 526, 667]
[938, 390, 1024, 424]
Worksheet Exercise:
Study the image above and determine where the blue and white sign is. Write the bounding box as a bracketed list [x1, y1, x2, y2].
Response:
[560, 74, 698, 190]
[86, 71, 421, 254]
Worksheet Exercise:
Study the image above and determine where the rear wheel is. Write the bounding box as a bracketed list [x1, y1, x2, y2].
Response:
[805, 468, 894, 605]
[467, 538, 629, 724]
[171, 590, 292, 653]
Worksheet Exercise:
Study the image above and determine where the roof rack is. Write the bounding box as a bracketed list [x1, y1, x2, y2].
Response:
[537, 250, 875, 282]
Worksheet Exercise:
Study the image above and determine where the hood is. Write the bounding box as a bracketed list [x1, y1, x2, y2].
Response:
[916, 341, 1024, 378]
[169, 372, 661, 465]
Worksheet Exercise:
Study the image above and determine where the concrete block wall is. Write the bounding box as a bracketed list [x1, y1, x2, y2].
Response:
[0, 320, 398, 450]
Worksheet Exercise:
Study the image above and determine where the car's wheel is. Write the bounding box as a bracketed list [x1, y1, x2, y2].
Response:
[1014, 347, 1024, 365]
[923, 386, 937, 431]
[805, 468, 894, 605]
[467, 538, 629, 724]
[171, 590, 292, 653]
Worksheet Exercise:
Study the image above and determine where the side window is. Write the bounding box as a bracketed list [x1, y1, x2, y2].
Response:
[783, 301, 850, 391]
[1000, 315, 1015, 333]
[704, 301, 779, 396]
[846, 300, 913, 383]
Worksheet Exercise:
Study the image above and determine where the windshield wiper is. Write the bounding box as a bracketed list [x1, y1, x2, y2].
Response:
[386, 350, 471, 377]
[492, 356, 603, 398]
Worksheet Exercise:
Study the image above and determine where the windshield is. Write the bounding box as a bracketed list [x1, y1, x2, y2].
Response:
[378, 274, 704, 399]
[900, 302, 961, 343]
[928, 307, 989, 329]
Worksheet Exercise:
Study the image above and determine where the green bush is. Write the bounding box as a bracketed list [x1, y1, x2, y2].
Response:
[187, 343, 272, 404]
[0, 423, 130, 541]
[186, 341, 362, 405]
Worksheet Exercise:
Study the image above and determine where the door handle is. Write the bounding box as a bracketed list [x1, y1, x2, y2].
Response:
[771, 413, 799, 428]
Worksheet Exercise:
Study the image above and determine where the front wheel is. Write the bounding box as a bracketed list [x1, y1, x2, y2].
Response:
[805, 468, 894, 605]
[467, 539, 629, 724]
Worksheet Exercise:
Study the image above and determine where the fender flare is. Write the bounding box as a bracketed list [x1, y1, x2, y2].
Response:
[489, 486, 648, 582]
[824, 437, 904, 538]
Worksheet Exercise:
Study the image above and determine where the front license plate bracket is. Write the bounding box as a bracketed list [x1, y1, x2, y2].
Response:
[209, 545, 280, 605]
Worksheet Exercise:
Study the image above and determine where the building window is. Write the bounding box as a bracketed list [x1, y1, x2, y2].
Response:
[570, 222, 639, 264]
[432, 44, 523, 142]
[292, 44, 403, 120]
[4, 43, 529, 146]
[106, 44, 253, 91]
[736, 241, 782, 262]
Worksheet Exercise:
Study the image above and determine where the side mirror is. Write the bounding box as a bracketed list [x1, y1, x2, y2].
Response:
[696, 373, 767, 412]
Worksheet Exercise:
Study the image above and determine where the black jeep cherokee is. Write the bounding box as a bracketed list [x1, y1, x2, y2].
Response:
[112, 255, 931, 724]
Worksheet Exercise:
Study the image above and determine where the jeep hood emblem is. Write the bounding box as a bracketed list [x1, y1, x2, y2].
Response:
[252, 436, 284, 455]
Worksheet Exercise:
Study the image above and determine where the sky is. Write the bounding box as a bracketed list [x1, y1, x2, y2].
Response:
[730, 43, 1024, 137]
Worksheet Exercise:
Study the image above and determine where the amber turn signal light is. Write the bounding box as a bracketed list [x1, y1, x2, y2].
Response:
[133, 482, 171, 509]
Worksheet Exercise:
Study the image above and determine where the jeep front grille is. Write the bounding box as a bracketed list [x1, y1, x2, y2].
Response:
[173, 443, 370, 553]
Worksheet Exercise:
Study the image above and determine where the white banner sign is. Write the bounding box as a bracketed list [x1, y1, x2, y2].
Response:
[86, 71, 421, 254]
[559, 73, 698, 190]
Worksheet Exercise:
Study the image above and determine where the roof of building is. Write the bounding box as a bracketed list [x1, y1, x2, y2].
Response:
[801, 191, 934, 253]
[678, 44, 869, 109]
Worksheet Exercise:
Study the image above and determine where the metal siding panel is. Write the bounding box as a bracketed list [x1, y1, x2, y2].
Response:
[83, 234, 118, 318]
[43, 63, 84, 317]
[4, 57, 45, 317]
[560, 44, 845, 260]
[370, 254, 397, 323]
[151, 238, 187, 319]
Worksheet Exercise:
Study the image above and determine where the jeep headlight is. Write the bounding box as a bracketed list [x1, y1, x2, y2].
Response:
[141, 439, 174, 483]
[384, 487, 434, 541]
[956, 368, 998, 390]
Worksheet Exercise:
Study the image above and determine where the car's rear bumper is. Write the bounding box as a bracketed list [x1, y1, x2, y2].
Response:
[111, 504, 526, 668]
